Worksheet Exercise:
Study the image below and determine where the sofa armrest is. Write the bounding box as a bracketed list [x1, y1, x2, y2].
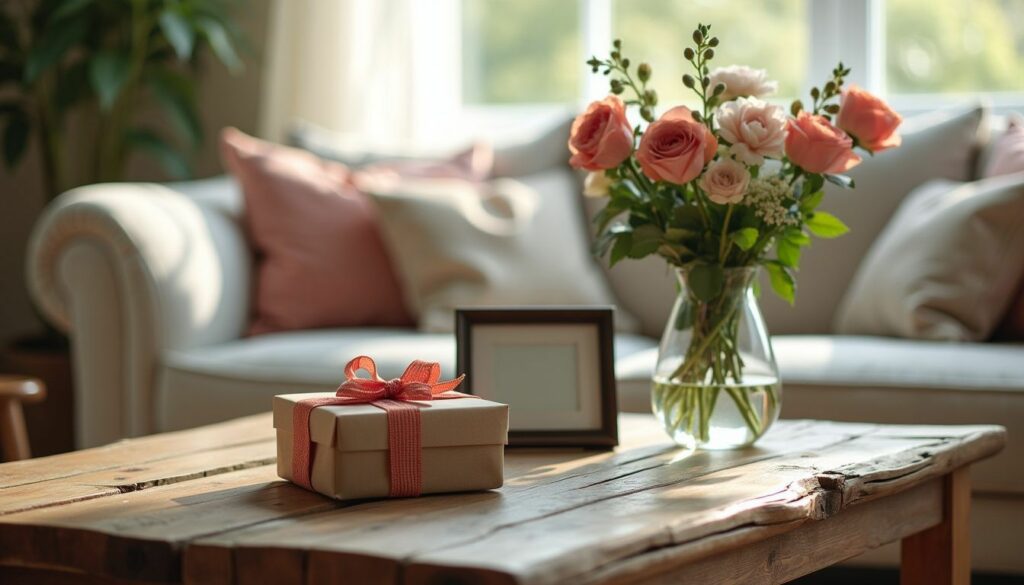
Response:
[27, 177, 251, 447]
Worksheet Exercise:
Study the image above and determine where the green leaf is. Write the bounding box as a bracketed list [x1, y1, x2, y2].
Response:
[609, 233, 632, 267]
[799, 189, 825, 213]
[688, 263, 724, 302]
[805, 211, 849, 238]
[197, 16, 243, 74]
[764, 262, 795, 305]
[159, 9, 195, 60]
[783, 227, 811, 246]
[729, 227, 758, 251]
[145, 69, 202, 147]
[3, 108, 29, 168]
[777, 238, 801, 268]
[89, 52, 131, 111]
[125, 128, 191, 179]
[673, 205, 703, 230]
[803, 173, 824, 195]
[628, 224, 662, 259]
[824, 173, 855, 189]
[51, 0, 93, 22]
[673, 302, 694, 331]
[24, 18, 88, 83]
[665, 227, 697, 242]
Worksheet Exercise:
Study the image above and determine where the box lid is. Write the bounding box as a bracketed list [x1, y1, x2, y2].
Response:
[274, 393, 509, 451]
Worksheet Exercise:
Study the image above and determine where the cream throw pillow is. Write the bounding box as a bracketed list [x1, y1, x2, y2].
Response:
[367, 169, 639, 333]
[835, 173, 1024, 341]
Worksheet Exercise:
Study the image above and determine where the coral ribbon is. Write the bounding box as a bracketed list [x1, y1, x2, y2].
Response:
[291, 356, 468, 497]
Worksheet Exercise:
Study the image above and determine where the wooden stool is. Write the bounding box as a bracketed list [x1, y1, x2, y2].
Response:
[0, 376, 46, 461]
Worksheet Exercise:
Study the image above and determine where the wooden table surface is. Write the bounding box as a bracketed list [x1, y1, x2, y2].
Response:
[0, 414, 1005, 585]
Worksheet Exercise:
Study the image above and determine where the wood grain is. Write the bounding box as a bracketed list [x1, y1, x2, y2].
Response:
[901, 467, 972, 585]
[0, 414, 1006, 585]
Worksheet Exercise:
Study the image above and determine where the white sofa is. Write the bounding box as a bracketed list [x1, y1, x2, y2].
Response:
[27, 106, 1024, 574]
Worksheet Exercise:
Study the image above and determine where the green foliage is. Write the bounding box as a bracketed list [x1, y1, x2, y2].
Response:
[764, 262, 795, 305]
[0, 0, 246, 200]
[688, 263, 724, 302]
[729, 228, 758, 251]
[805, 211, 850, 238]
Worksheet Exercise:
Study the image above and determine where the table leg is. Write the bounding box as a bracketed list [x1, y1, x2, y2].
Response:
[900, 467, 971, 585]
[0, 398, 31, 461]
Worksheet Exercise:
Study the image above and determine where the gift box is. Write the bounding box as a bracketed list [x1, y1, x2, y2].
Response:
[274, 356, 509, 501]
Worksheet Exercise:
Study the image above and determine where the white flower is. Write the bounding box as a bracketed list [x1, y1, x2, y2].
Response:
[746, 177, 797, 226]
[583, 171, 612, 197]
[699, 158, 750, 205]
[709, 65, 778, 102]
[715, 97, 788, 166]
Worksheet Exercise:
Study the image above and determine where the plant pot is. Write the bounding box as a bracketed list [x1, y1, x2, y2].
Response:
[651, 266, 781, 450]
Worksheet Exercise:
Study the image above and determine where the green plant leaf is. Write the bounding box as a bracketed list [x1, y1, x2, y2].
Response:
[609, 233, 632, 267]
[799, 189, 825, 212]
[783, 227, 811, 246]
[673, 302, 694, 331]
[24, 18, 88, 83]
[145, 69, 202, 147]
[729, 227, 758, 251]
[806, 211, 849, 238]
[803, 173, 824, 195]
[688, 263, 724, 302]
[125, 128, 191, 179]
[159, 9, 195, 60]
[777, 238, 801, 268]
[89, 52, 131, 111]
[3, 108, 29, 168]
[673, 204, 703, 230]
[197, 16, 243, 74]
[764, 262, 795, 305]
[824, 173, 855, 189]
[628, 224, 662, 259]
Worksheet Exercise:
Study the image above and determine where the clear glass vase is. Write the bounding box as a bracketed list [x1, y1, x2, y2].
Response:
[652, 266, 781, 450]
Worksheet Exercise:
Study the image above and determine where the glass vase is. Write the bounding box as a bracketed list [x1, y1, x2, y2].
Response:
[651, 267, 782, 449]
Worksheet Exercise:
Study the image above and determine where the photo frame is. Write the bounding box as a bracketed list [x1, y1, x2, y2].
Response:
[455, 307, 618, 448]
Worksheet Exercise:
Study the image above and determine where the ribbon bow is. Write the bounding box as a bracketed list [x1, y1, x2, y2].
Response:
[291, 356, 468, 497]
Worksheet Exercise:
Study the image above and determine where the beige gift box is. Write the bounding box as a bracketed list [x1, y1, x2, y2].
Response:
[274, 393, 509, 500]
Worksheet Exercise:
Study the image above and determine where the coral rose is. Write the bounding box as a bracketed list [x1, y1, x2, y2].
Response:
[708, 65, 778, 102]
[568, 96, 634, 170]
[699, 158, 750, 205]
[636, 106, 718, 184]
[716, 97, 787, 165]
[785, 112, 862, 174]
[836, 84, 902, 152]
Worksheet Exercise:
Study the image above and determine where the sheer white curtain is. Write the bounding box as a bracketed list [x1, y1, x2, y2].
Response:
[259, 0, 461, 148]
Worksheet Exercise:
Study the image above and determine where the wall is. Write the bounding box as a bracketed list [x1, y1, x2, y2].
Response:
[0, 0, 271, 345]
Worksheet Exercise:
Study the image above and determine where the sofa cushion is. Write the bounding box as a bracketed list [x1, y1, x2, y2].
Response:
[835, 175, 1024, 341]
[615, 335, 1024, 494]
[158, 328, 657, 432]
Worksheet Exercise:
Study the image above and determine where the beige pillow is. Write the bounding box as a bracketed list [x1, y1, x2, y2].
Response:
[835, 174, 1024, 341]
[367, 169, 639, 333]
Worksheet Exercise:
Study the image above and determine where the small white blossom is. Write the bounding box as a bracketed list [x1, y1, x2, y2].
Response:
[745, 177, 798, 226]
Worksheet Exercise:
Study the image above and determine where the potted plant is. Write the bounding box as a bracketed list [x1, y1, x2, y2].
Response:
[0, 0, 243, 455]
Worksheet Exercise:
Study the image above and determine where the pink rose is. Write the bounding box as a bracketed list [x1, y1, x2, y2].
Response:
[836, 84, 902, 153]
[716, 97, 787, 165]
[636, 106, 718, 184]
[699, 158, 750, 205]
[568, 96, 634, 170]
[785, 112, 862, 175]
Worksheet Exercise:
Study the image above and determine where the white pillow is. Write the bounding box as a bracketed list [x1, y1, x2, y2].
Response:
[835, 173, 1024, 341]
[367, 170, 640, 333]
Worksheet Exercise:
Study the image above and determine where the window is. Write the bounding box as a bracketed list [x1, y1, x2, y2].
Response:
[461, 0, 581, 105]
[886, 0, 1024, 95]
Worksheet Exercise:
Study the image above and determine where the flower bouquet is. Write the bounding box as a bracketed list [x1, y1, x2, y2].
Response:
[569, 24, 901, 448]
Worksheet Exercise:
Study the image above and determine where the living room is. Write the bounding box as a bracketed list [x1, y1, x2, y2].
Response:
[0, 0, 1021, 583]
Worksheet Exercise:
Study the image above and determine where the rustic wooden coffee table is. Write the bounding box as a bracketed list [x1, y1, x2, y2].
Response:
[0, 414, 1004, 585]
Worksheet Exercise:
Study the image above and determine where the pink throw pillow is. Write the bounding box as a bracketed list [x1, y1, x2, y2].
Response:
[220, 128, 413, 335]
[984, 116, 1024, 178]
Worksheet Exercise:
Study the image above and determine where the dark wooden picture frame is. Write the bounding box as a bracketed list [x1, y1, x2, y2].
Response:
[455, 307, 618, 448]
